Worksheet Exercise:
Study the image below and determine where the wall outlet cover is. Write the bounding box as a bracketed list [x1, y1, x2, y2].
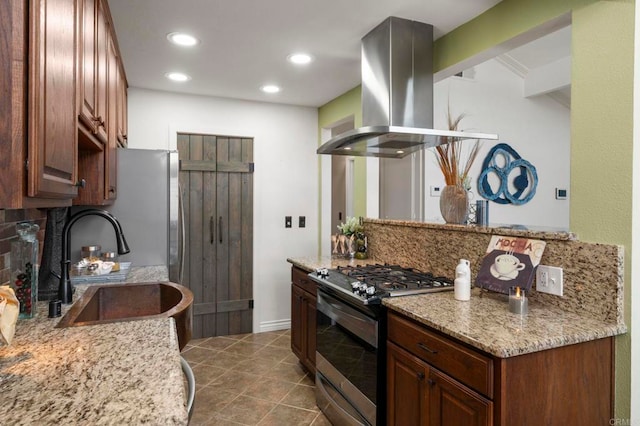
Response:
[536, 265, 563, 296]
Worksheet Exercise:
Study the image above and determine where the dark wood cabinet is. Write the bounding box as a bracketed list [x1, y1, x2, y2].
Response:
[387, 340, 491, 426]
[0, 0, 79, 208]
[291, 266, 316, 375]
[28, 0, 79, 201]
[387, 310, 613, 426]
[0, 0, 126, 209]
[74, 0, 122, 205]
[387, 342, 429, 426]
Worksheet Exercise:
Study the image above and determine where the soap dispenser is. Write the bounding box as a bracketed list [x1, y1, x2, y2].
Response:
[454, 259, 471, 301]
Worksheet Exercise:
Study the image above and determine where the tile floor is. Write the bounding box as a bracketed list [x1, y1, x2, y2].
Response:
[182, 329, 331, 425]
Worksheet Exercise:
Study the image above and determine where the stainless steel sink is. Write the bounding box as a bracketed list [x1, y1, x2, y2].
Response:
[57, 282, 193, 350]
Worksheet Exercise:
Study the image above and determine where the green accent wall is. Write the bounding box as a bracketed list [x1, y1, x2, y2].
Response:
[317, 85, 367, 218]
[318, 0, 634, 418]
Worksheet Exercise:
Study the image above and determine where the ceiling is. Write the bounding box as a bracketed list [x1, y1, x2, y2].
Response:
[106, 0, 503, 107]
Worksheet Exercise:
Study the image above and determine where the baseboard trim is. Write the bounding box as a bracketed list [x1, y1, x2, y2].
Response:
[259, 319, 291, 333]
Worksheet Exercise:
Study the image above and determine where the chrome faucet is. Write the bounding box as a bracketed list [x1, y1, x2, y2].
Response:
[59, 209, 130, 304]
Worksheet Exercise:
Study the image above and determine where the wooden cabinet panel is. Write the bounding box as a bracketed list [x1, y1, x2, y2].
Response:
[93, 0, 108, 143]
[27, 0, 78, 199]
[77, 0, 96, 131]
[387, 310, 614, 426]
[291, 283, 304, 359]
[387, 342, 429, 426]
[429, 368, 492, 426]
[388, 311, 493, 398]
[290, 266, 317, 375]
[105, 33, 117, 200]
[116, 62, 128, 146]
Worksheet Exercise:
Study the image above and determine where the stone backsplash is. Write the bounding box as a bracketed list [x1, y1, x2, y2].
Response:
[0, 209, 47, 285]
[364, 219, 623, 325]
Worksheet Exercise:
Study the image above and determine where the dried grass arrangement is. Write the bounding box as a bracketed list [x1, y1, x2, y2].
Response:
[434, 108, 481, 187]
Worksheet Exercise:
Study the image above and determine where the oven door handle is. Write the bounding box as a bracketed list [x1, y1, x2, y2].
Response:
[317, 290, 378, 348]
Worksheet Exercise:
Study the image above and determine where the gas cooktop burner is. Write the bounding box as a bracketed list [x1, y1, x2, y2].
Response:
[337, 264, 454, 292]
[310, 264, 454, 305]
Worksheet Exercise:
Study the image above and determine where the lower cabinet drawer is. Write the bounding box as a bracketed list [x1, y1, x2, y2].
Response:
[291, 266, 316, 295]
[388, 311, 493, 398]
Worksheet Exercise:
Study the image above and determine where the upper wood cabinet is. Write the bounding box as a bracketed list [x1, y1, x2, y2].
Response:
[77, 0, 107, 144]
[0, 0, 126, 209]
[0, 0, 79, 208]
[28, 0, 80, 200]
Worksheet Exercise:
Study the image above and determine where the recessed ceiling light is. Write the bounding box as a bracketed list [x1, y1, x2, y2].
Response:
[261, 84, 281, 94]
[396, 150, 404, 154]
[343, 147, 352, 151]
[287, 53, 313, 65]
[165, 72, 191, 82]
[167, 32, 199, 47]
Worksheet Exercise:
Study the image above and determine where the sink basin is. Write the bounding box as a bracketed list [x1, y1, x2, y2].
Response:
[57, 282, 193, 350]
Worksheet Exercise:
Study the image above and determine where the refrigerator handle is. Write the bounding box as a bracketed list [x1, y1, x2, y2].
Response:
[179, 183, 186, 285]
[219, 216, 223, 244]
[209, 216, 214, 244]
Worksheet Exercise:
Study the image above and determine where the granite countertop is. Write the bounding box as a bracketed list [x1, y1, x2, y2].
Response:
[384, 289, 626, 358]
[287, 255, 382, 272]
[0, 265, 187, 425]
[287, 257, 627, 358]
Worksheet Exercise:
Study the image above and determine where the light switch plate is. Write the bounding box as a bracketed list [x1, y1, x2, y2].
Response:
[430, 186, 441, 197]
[536, 265, 563, 296]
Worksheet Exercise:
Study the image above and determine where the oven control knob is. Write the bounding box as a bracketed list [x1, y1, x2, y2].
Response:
[365, 286, 376, 295]
[351, 281, 362, 291]
[358, 283, 369, 294]
[316, 268, 329, 278]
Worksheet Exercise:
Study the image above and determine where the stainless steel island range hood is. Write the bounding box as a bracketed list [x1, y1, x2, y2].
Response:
[317, 17, 498, 158]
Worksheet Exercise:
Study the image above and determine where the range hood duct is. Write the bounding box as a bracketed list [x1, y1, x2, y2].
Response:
[317, 17, 498, 158]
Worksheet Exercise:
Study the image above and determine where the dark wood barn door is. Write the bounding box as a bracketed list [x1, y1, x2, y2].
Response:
[177, 133, 254, 338]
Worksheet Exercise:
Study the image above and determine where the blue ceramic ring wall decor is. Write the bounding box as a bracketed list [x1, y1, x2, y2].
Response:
[478, 143, 538, 205]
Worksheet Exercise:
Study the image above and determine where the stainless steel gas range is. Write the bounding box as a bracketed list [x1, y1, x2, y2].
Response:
[309, 264, 454, 426]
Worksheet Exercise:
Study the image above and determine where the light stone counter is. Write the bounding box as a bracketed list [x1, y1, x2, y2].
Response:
[383, 289, 626, 358]
[287, 255, 381, 272]
[287, 257, 627, 358]
[0, 266, 187, 425]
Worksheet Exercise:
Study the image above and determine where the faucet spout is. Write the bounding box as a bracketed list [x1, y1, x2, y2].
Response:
[59, 209, 131, 304]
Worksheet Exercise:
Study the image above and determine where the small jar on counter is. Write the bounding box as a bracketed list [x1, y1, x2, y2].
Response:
[81, 245, 101, 262]
[102, 251, 120, 272]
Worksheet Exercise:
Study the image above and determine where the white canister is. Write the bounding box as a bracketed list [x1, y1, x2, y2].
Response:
[454, 259, 471, 301]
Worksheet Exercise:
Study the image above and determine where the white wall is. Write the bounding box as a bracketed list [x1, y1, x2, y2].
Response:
[426, 59, 571, 229]
[127, 88, 319, 332]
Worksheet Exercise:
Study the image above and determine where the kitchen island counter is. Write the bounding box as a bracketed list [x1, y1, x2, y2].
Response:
[287, 256, 626, 358]
[0, 274, 187, 425]
[383, 288, 626, 358]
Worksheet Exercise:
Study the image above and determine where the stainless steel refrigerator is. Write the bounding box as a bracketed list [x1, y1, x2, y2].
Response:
[70, 149, 181, 282]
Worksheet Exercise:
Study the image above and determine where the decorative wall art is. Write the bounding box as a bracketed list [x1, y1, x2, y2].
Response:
[478, 143, 538, 205]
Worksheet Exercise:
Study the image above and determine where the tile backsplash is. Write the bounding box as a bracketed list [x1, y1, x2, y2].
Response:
[0, 209, 47, 285]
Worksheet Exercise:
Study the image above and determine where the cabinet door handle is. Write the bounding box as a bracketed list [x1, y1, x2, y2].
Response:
[427, 378, 435, 387]
[417, 342, 438, 354]
[417, 372, 425, 380]
[109, 186, 115, 194]
[218, 216, 223, 244]
[94, 116, 105, 127]
[209, 216, 214, 244]
[75, 179, 86, 188]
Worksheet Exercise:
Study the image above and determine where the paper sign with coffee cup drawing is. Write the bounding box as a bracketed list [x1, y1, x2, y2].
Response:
[475, 235, 546, 294]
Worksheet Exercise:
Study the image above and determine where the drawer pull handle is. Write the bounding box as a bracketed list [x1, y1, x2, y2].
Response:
[427, 378, 435, 387]
[417, 372, 425, 380]
[417, 342, 438, 354]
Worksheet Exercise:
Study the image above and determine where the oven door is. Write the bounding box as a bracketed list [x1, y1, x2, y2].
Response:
[316, 289, 378, 426]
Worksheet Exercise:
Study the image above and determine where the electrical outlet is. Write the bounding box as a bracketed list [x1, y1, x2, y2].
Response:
[298, 216, 305, 228]
[285, 216, 292, 228]
[536, 265, 563, 296]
